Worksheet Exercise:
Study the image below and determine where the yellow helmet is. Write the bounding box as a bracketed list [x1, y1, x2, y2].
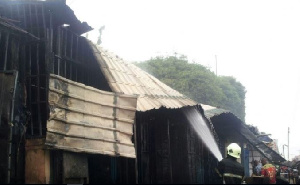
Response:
[227, 143, 241, 159]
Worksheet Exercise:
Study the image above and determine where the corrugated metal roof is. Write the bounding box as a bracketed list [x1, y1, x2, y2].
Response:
[87, 41, 197, 112]
[46, 74, 137, 158]
[201, 103, 230, 118]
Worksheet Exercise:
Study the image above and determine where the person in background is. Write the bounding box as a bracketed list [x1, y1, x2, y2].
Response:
[217, 143, 245, 184]
[252, 160, 262, 176]
[261, 158, 276, 184]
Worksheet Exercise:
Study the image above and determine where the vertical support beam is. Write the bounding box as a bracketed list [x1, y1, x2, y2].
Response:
[288, 127, 290, 161]
[7, 120, 12, 184]
[64, 29, 67, 78]
[201, 138, 204, 183]
[4, 33, 10, 70]
[134, 117, 138, 184]
[36, 44, 42, 136]
[70, 34, 73, 59]
[34, 4, 40, 38]
[20, 43, 26, 84]
[45, 10, 53, 124]
[76, 36, 79, 61]
[49, 12, 53, 52]
[125, 158, 129, 183]
[7, 71, 19, 184]
[17, 4, 21, 27]
[9, 5, 13, 21]
[28, 4, 33, 35]
[28, 46, 33, 135]
[167, 119, 173, 183]
[22, 4, 27, 31]
[70, 34, 73, 80]
[57, 27, 61, 76]
[241, 142, 244, 166]
[76, 36, 79, 81]
[41, 4, 47, 39]
[64, 29, 67, 57]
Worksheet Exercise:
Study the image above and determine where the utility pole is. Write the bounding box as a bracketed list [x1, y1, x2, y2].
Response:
[288, 127, 290, 161]
[283, 144, 288, 159]
[215, 55, 218, 76]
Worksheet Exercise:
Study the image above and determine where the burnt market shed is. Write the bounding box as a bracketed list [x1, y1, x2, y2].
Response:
[0, 0, 137, 184]
[87, 43, 222, 184]
[0, 0, 222, 184]
[202, 104, 286, 177]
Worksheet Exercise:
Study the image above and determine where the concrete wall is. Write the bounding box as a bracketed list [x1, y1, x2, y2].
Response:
[25, 139, 50, 184]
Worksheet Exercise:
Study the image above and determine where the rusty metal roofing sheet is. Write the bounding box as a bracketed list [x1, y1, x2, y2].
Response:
[87, 41, 197, 112]
[45, 74, 137, 158]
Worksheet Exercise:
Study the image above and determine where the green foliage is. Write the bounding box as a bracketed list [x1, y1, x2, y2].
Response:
[134, 55, 246, 121]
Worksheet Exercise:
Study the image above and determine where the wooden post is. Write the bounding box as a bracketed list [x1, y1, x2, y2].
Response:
[167, 119, 173, 183]
[134, 117, 138, 184]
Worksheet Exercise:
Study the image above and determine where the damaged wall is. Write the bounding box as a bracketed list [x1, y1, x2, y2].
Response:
[46, 74, 137, 158]
[25, 139, 50, 184]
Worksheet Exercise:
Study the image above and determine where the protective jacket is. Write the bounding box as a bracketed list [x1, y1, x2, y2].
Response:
[261, 164, 276, 184]
[217, 156, 245, 184]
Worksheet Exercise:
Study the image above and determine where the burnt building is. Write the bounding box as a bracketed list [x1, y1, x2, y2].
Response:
[88, 44, 222, 184]
[202, 104, 286, 178]
[0, 0, 222, 184]
[0, 0, 136, 183]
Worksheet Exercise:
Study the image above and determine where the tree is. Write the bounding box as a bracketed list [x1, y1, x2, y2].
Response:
[134, 55, 246, 121]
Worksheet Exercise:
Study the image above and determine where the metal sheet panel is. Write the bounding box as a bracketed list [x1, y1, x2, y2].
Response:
[87, 41, 197, 112]
[45, 74, 137, 158]
[201, 103, 230, 118]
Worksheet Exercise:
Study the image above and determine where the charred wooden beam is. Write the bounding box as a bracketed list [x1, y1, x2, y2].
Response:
[36, 44, 42, 136]
[3, 33, 10, 70]
[28, 46, 33, 136]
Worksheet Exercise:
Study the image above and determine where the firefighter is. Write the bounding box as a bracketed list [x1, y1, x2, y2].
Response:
[217, 143, 245, 184]
[261, 158, 276, 184]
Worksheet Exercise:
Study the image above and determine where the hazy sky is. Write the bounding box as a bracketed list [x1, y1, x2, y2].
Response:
[67, 0, 300, 160]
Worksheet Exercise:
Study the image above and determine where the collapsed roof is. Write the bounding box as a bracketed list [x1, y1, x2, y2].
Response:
[202, 105, 286, 165]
